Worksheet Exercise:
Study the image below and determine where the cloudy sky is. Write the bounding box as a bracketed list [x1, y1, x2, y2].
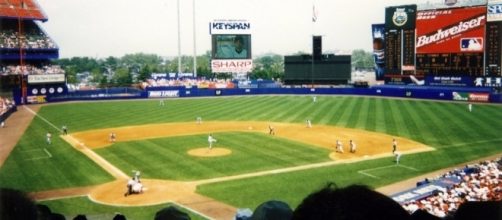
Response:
[36, 0, 432, 58]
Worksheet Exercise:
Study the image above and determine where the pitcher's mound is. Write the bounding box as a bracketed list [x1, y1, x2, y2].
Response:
[187, 147, 232, 157]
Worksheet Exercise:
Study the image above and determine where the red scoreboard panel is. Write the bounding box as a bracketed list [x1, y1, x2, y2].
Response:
[415, 6, 487, 76]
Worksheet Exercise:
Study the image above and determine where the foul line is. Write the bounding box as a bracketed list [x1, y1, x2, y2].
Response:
[44, 148, 53, 158]
[441, 138, 502, 149]
[23, 106, 62, 132]
[22, 148, 52, 161]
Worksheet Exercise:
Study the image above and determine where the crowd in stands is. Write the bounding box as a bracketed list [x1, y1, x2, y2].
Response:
[141, 78, 235, 89]
[0, 96, 15, 116]
[401, 158, 502, 218]
[0, 64, 65, 75]
[0, 28, 56, 49]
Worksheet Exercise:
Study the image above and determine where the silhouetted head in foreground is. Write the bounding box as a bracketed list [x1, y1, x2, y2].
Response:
[292, 183, 411, 220]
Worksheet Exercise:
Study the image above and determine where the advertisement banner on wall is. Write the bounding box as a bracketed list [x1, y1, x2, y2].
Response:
[211, 59, 253, 73]
[416, 6, 487, 54]
[452, 91, 490, 102]
[148, 90, 180, 98]
[27, 74, 65, 84]
[488, 0, 502, 22]
[27, 95, 46, 104]
[425, 76, 473, 87]
[372, 24, 385, 80]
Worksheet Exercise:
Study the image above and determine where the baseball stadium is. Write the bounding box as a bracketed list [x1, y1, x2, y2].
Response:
[1, 0, 502, 219]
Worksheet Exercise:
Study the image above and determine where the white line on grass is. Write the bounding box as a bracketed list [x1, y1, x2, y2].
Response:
[358, 170, 381, 179]
[25, 156, 50, 161]
[23, 106, 62, 132]
[357, 164, 419, 179]
[44, 148, 52, 158]
[20, 148, 44, 152]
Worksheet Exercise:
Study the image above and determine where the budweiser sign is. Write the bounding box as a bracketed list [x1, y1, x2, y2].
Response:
[416, 6, 487, 54]
[416, 15, 485, 48]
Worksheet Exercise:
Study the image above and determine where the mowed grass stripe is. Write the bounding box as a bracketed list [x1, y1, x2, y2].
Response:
[441, 103, 499, 140]
[381, 99, 398, 135]
[414, 101, 453, 146]
[345, 97, 365, 129]
[306, 97, 332, 124]
[327, 97, 351, 126]
[268, 96, 309, 122]
[203, 96, 267, 121]
[430, 102, 476, 145]
[364, 97, 377, 131]
[273, 96, 317, 123]
[400, 101, 426, 143]
[231, 96, 288, 121]
[334, 97, 359, 127]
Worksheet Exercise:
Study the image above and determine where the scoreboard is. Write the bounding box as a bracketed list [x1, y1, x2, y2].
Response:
[485, 22, 502, 76]
[416, 53, 484, 76]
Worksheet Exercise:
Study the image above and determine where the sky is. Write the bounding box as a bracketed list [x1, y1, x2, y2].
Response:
[36, 0, 432, 58]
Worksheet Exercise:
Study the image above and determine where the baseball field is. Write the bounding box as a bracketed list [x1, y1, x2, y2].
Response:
[0, 95, 501, 219]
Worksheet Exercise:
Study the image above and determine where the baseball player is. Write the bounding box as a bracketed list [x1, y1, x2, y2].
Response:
[306, 119, 312, 128]
[46, 132, 52, 145]
[268, 124, 275, 135]
[313, 96, 317, 103]
[392, 138, 397, 154]
[468, 103, 472, 112]
[110, 132, 116, 143]
[159, 99, 165, 106]
[208, 134, 217, 149]
[133, 170, 141, 182]
[336, 139, 344, 153]
[196, 116, 202, 124]
[1, 120, 4, 128]
[349, 139, 356, 153]
[394, 151, 402, 164]
[62, 125, 68, 135]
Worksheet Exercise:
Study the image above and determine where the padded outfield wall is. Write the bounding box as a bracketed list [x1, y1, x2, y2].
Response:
[14, 85, 499, 104]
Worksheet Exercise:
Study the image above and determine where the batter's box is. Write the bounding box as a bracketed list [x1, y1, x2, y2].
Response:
[22, 148, 52, 161]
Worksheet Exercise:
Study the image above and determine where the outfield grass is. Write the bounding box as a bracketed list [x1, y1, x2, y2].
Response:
[1, 96, 501, 214]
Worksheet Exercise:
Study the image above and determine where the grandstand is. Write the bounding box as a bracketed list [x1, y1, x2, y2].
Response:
[0, 0, 64, 106]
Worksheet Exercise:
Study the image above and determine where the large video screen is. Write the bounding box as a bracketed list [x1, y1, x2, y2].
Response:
[212, 34, 251, 59]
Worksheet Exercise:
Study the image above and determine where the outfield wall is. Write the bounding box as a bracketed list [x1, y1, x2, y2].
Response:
[31, 85, 501, 104]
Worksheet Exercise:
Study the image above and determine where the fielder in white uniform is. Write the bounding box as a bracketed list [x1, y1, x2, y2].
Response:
[336, 140, 344, 153]
[208, 134, 217, 149]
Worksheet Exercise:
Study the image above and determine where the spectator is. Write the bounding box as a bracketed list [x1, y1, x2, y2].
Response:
[154, 206, 190, 220]
[293, 183, 411, 220]
[0, 188, 38, 220]
[251, 200, 293, 220]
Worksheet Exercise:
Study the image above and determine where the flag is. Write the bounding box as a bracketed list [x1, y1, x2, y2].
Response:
[312, 5, 318, 22]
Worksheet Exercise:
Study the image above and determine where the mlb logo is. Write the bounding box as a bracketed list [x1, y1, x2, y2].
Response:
[460, 38, 483, 51]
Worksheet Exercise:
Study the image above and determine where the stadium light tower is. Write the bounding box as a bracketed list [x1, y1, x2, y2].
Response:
[177, 0, 182, 75]
[192, 0, 197, 78]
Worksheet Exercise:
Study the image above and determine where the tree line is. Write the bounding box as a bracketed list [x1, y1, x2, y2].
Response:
[54, 50, 373, 88]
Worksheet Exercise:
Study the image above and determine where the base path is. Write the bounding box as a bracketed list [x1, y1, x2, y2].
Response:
[32, 121, 434, 219]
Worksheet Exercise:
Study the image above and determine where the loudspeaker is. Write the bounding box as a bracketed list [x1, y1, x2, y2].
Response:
[313, 36, 322, 61]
